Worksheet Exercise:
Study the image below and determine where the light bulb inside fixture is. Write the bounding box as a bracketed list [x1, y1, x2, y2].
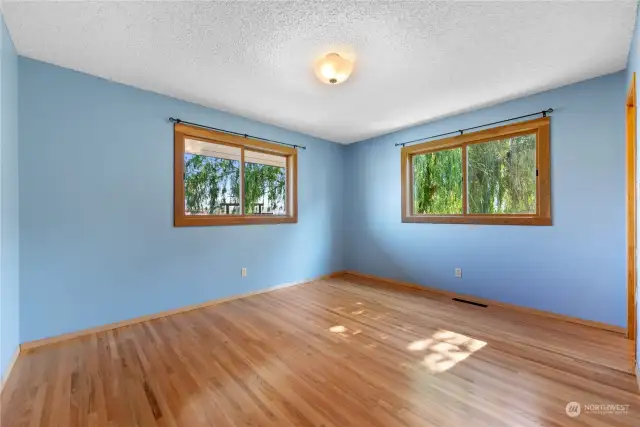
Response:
[315, 53, 353, 85]
[321, 63, 336, 79]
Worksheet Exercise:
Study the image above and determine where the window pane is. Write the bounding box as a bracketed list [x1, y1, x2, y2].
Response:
[467, 134, 536, 214]
[413, 148, 463, 214]
[184, 139, 241, 215]
[244, 150, 287, 215]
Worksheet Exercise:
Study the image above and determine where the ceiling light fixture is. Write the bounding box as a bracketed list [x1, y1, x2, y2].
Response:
[314, 53, 353, 85]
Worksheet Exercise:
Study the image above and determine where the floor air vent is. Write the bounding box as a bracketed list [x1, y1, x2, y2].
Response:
[452, 298, 488, 308]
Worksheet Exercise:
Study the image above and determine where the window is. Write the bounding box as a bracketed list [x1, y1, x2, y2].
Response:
[401, 117, 550, 225]
[174, 123, 297, 226]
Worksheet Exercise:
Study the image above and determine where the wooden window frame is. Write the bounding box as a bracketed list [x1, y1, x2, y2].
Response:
[401, 117, 551, 226]
[174, 123, 298, 226]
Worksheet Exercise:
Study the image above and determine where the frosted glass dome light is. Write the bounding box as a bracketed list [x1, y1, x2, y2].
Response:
[314, 53, 353, 85]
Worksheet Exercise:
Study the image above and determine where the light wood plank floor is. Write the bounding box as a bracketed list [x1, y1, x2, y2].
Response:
[2, 274, 639, 427]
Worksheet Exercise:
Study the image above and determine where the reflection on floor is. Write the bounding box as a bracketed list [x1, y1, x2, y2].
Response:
[2, 274, 638, 427]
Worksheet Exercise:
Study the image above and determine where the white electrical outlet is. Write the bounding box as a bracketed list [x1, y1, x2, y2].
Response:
[455, 268, 462, 278]
[241, 268, 247, 277]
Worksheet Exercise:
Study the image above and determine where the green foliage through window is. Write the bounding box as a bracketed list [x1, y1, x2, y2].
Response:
[413, 148, 463, 214]
[184, 154, 240, 215]
[184, 154, 287, 216]
[467, 134, 536, 214]
[244, 162, 286, 215]
[412, 133, 537, 215]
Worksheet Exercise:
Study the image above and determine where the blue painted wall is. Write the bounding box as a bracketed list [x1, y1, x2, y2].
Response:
[344, 71, 627, 327]
[12, 35, 635, 342]
[18, 58, 345, 342]
[0, 15, 19, 379]
[626, 3, 640, 366]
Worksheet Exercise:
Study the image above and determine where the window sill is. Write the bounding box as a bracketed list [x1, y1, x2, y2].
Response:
[175, 215, 298, 227]
[402, 215, 551, 226]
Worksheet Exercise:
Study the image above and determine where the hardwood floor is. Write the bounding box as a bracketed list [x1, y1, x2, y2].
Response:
[2, 274, 639, 426]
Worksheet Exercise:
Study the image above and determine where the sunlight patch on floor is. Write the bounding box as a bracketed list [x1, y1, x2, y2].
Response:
[407, 329, 487, 373]
[328, 324, 363, 337]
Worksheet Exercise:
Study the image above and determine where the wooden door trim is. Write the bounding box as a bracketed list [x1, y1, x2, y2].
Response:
[626, 72, 637, 356]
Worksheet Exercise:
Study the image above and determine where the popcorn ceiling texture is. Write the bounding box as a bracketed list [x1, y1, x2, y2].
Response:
[3, 0, 636, 143]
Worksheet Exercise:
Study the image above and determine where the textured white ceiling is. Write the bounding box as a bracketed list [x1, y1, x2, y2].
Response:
[3, 1, 637, 144]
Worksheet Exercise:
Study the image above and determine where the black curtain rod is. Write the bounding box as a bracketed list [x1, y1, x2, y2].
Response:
[394, 108, 553, 147]
[169, 118, 307, 150]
